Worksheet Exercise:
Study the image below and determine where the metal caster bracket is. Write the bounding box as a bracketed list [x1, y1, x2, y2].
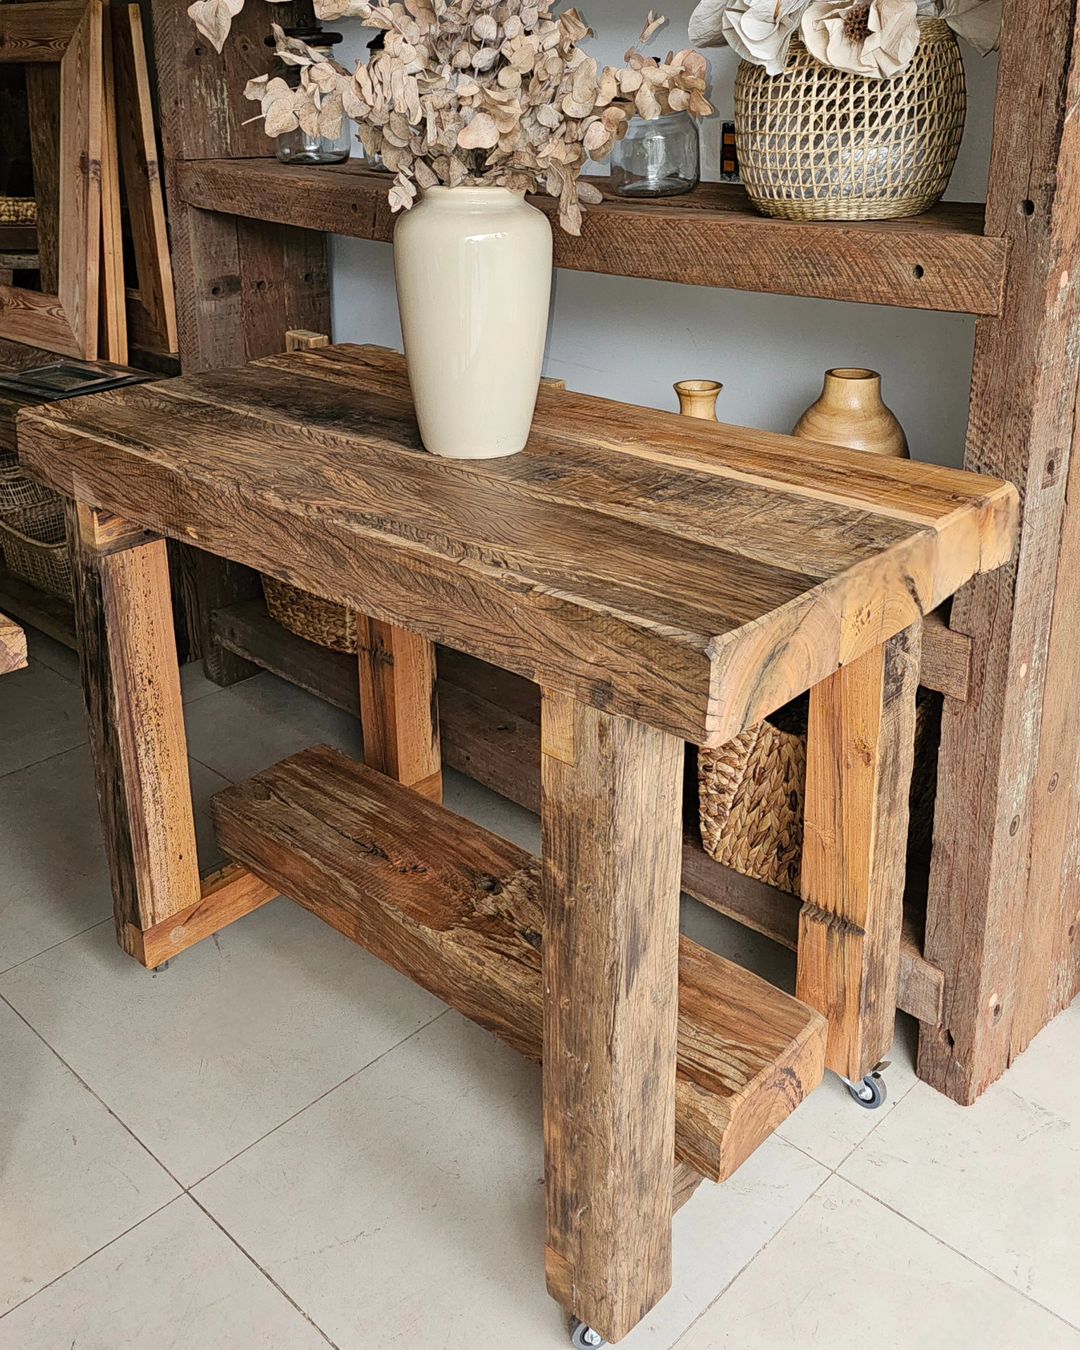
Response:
[570, 1318, 606, 1348]
[841, 1065, 888, 1110]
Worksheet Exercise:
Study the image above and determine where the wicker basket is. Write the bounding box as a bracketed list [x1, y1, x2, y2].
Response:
[734, 20, 966, 222]
[0, 466, 60, 514]
[261, 575, 357, 654]
[0, 498, 72, 598]
[699, 692, 937, 895]
[0, 196, 37, 225]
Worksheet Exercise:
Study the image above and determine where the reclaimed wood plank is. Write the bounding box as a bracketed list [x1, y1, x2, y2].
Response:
[541, 689, 683, 1340]
[67, 502, 200, 949]
[128, 862, 279, 968]
[921, 0, 1080, 1103]
[173, 159, 1008, 317]
[798, 626, 922, 1080]
[17, 346, 1017, 749]
[212, 744, 827, 1187]
[0, 610, 27, 673]
[357, 615, 442, 802]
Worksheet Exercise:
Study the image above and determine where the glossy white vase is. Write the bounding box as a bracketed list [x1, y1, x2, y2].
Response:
[393, 186, 553, 459]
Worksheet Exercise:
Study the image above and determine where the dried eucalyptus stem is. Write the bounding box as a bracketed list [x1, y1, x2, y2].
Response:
[187, 1, 714, 234]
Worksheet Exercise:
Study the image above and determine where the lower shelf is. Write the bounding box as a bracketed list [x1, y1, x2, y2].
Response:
[213, 744, 827, 1183]
[0, 566, 77, 650]
[212, 598, 946, 1026]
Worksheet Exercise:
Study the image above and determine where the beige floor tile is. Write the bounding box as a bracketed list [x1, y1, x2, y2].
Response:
[183, 672, 361, 783]
[0, 1000, 179, 1316]
[0, 658, 86, 778]
[0, 900, 446, 1187]
[677, 1176, 1080, 1350]
[840, 1072, 1080, 1328]
[0, 745, 231, 974]
[995, 998, 1080, 1126]
[0, 1198, 331, 1349]
[195, 1012, 827, 1350]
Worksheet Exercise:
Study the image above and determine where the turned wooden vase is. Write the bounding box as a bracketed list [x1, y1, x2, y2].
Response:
[793, 368, 909, 458]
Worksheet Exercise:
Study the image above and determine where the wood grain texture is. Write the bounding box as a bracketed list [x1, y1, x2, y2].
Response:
[0, 610, 27, 673]
[208, 597, 947, 1025]
[920, 0, 1080, 1103]
[0, 565, 77, 649]
[357, 615, 442, 801]
[798, 626, 922, 1080]
[541, 690, 683, 1339]
[127, 863, 278, 968]
[0, 0, 102, 358]
[213, 744, 826, 1186]
[174, 159, 1008, 317]
[114, 4, 178, 358]
[98, 12, 127, 363]
[17, 345, 1017, 748]
[67, 502, 200, 947]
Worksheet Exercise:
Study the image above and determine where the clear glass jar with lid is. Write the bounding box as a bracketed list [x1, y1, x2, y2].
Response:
[266, 26, 351, 165]
[610, 112, 700, 198]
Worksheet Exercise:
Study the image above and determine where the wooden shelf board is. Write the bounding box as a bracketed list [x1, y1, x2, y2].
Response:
[175, 158, 1007, 317]
[214, 743, 828, 1182]
[212, 597, 946, 1025]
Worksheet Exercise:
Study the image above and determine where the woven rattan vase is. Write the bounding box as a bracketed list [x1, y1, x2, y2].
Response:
[734, 19, 966, 222]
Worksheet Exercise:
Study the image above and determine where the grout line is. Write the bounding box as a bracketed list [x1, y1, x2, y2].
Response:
[0, 734, 90, 785]
[189, 1006, 451, 1189]
[0, 1197, 181, 1323]
[185, 1193, 344, 1349]
[837, 1174, 1080, 1335]
[0, 917, 113, 980]
[667, 1166, 836, 1350]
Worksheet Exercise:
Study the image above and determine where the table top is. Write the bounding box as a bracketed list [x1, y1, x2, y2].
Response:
[17, 343, 1017, 745]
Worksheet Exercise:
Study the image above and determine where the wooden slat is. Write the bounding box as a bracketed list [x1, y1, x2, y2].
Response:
[114, 4, 178, 357]
[0, 610, 27, 673]
[0, 566, 78, 649]
[67, 503, 201, 947]
[127, 862, 278, 968]
[541, 690, 683, 1340]
[18, 346, 1017, 749]
[98, 11, 127, 363]
[0, 0, 84, 57]
[174, 159, 1008, 318]
[356, 615, 442, 802]
[798, 626, 922, 1080]
[213, 745, 827, 1187]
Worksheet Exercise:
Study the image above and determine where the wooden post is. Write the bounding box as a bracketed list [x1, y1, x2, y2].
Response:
[798, 626, 921, 1082]
[919, 0, 1080, 1103]
[67, 501, 202, 954]
[357, 615, 442, 802]
[541, 689, 683, 1343]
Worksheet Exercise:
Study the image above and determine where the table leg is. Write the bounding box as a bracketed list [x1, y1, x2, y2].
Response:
[797, 625, 922, 1082]
[541, 688, 683, 1343]
[356, 615, 442, 802]
[67, 501, 202, 956]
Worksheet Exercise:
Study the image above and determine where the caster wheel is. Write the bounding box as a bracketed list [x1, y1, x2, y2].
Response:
[844, 1073, 887, 1110]
[570, 1319, 606, 1348]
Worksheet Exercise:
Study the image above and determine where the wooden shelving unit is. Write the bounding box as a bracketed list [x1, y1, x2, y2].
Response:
[148, 0, 1080, 1107]
[176, 158, 1007, 316]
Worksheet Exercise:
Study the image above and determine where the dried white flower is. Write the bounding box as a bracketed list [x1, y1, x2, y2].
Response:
[691, 0, 807, 75]
[801, 0, 920, 78]
[939, 0, 1000, 54]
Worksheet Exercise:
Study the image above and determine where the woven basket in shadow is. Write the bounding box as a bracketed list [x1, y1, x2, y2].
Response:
[261, 575, 357, 654]
[698, 690, 938, 896]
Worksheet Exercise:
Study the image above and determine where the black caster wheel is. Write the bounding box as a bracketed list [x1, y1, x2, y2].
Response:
[844, 1072, 887, 1110]
[570, 1319, 606, 1348]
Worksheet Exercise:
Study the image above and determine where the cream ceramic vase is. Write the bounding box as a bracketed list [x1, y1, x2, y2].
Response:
[393, 185, 553, 459]
[793, 368, 909, 458]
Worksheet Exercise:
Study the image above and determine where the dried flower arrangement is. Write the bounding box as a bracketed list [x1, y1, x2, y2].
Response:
[689, 0, 1000, 78]
[187, 1, 714, 234]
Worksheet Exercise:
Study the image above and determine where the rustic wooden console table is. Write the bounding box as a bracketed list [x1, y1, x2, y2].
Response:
[18, 344, 1017, 1344]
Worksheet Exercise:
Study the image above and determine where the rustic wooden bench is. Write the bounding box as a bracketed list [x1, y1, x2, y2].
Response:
[17, 343, 1017, 1344]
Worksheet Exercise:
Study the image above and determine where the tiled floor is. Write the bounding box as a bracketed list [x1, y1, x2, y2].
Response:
[2, 629, 1079, 1350]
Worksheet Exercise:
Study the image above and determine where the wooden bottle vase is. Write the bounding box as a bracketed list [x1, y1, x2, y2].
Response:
[793, 368, 909, 458]
[675, 379, 723, 421]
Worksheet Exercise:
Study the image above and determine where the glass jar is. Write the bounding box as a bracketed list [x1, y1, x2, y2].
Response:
[266, 26, 351, 166]
[610, 113, 700, 198]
